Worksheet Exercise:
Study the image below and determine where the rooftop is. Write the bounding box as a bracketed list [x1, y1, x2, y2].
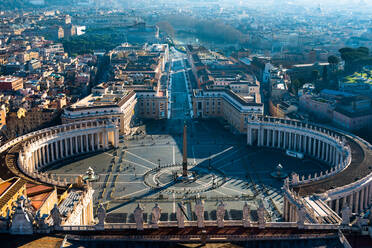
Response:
[71, 90, 131, 109]
[59, 189, 83, 217]
[0, 177, 25, 210]
[26, 183, 54, 211]
[0, 76, 21, 83]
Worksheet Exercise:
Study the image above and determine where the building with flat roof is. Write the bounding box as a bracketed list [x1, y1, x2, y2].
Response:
[192, 89, 263, 133]
[0, 76, 23, 91]
[62, 85, 137, 135]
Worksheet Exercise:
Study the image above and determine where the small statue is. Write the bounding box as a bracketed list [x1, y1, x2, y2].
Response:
[176, 203, 185, 228]
[35, 211, 48, 230]
[134, 204, 144, 230]
[284, 178, 290, 189]
[216, 201, 225, 228]
[341, 205, 352, 225]
[51, 204, 61, 227]
[297, 206, 306, 228]
[257, 200, 266, 229]
[243, 202, 251, 227]
[195, 199, 204, 228]
[151, 203, 162, 228]
[97, 203, 106, 226]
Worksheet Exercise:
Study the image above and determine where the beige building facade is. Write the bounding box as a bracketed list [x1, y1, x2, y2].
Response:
[192, 89, 263, 133]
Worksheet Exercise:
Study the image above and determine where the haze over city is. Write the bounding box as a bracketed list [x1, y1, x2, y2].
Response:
[0, 0, 371, 247]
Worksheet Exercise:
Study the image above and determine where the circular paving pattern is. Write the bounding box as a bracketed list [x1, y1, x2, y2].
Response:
[144, 163, 227, 195]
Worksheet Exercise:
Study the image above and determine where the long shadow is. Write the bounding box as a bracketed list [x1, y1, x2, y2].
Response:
[106, 178, 178, 213]
[141, 117, 331, 190]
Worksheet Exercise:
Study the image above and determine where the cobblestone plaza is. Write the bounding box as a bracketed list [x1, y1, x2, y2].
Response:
[47, 118, 327, 223]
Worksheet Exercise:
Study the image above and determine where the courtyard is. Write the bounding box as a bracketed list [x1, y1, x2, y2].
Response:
[47, 118, 328, 223]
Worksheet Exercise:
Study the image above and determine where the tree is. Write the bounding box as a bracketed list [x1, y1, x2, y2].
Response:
[311, 70, 319, 82]
[328, 55, 340, 72]
[322, 65, 328, 84]
[339, 47, 372, 73]
[291, 79, 302, 95]
[357, 47, 369, 56]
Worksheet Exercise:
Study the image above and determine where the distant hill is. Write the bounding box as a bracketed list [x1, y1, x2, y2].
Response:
[45, 0, 73, 5]
[0, 0, 76, 9]
[0, 0, 31, 9]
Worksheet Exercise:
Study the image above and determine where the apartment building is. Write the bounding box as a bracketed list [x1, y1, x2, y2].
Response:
[192, 89, 264, 133]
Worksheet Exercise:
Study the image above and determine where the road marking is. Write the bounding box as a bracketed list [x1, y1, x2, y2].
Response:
[91, 181, 143, 184]
[104, 188, 149, 204]
[214, 190, 228, 196]
[217, 152, 257, 170]
[207, 146, 236, 165]
[122, 159, 152, 170]
[173, 145, 175, 164]
[173, 193, 176, 213]
[221, 185, 249, 195]
[125, 150, 158, 166]
[192, 146, 196, 164]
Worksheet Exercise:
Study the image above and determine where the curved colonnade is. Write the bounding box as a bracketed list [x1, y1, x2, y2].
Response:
[247, 116, 372, 223]
[1, 114, 371, 227]
[3, 120, 119, 187]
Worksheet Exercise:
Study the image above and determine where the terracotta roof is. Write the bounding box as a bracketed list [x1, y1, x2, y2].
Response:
[26, 183, 54, 211]
[28, 192, 52, 211]
[0, 177, 25, 210]
[26, 183, 53, 196]
[0, 181, 12, 196]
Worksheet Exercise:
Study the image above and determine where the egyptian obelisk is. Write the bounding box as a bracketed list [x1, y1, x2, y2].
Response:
[182, 123, 188, 177]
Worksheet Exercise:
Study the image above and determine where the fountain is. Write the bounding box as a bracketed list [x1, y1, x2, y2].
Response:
[270, 163, 288, 179]
[83, 167, 99, 181]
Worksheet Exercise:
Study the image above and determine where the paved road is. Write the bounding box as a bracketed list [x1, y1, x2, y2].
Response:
[170, 58, 191, 120]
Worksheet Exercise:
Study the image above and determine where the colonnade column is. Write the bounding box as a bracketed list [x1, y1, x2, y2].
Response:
[284, 132, 287, 149]
[46, 144, 50, 164]
[277, 131, 281, 148]
[80, 135, 83, 153]
[75, 136, 79, 153]
[69, 138, 73, 155]
[59, 139, 63, 158]
[317, 140, 321, 159]
[95, 132, 99, 150]
[85, 134, 89, 152]
[50, 142, 55, 162]
[365, 185, 370, 209]
[335, 199, 340, 214]
[91, 134, 95, 151]
[360, 188, 365, 212]
[355, 191, 359, 213]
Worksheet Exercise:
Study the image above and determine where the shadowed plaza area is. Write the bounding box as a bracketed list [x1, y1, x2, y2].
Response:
[47, 118, 328, 223]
